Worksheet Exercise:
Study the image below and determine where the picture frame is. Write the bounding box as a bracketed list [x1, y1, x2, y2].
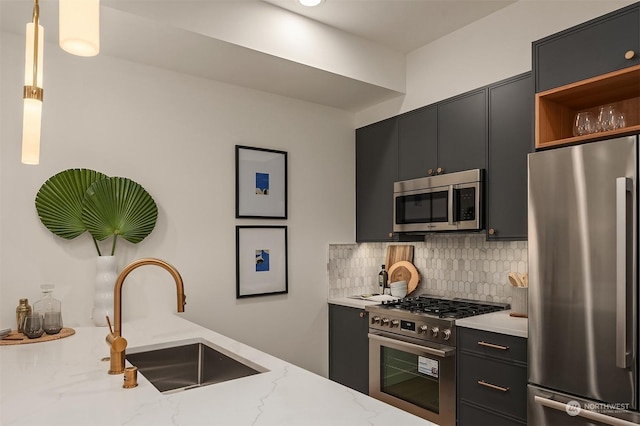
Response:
[235, 145, 288, 219]
[236, 226, 288, 298]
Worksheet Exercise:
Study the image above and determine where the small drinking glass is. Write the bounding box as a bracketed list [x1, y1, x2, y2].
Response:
[22, 314, 44, 339]
[615, 112, 626, 129]
[43, 311, 63, 335]
[597, 105, 617, 132]
[573, 112, 594, 136]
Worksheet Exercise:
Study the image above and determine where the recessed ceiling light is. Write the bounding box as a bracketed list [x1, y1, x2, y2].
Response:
[298, 0, 324, 6]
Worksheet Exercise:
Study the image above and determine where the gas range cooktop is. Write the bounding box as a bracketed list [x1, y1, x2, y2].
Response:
[378, 295, 510, 319]
[366, 295, 510, 346]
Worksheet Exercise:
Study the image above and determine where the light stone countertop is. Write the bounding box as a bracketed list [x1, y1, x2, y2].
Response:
[328, 296, 386, 309]
[0, 313, 434, 426]
[455, 310, 528, 338]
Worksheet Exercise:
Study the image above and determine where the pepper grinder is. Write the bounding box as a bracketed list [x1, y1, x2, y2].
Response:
[16, 298, 32, 333]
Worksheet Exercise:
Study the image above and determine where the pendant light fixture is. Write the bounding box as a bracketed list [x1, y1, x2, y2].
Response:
[21, 0, 44, 165]
[59, 0, 100, 57]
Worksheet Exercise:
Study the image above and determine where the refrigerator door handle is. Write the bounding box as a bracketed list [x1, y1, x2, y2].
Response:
[615, 177, 632, 369]
[534, 396, 637, 426]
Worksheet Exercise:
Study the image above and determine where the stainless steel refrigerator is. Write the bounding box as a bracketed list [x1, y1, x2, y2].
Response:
[528, 136, 640, 425]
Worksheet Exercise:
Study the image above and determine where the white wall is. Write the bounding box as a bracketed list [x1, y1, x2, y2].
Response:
[356, 0, 636, 127]
[0, 31, 355, 376]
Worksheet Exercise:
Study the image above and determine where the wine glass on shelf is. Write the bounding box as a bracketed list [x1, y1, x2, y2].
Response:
[573, 112, 594, 136]
[596, 105, 617, 132]
[615, 112, 626, 129]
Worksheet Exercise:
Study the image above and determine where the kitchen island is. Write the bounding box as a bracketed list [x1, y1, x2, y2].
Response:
[0, 313, 434, 426]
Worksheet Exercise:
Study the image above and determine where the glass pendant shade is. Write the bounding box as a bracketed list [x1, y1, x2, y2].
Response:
[59, 0, 100, 57]
[22, 22, 44, 166]
[22, 99, 42, 165]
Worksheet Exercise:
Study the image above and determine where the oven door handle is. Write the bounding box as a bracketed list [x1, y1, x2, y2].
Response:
[368, 333, 455, 358]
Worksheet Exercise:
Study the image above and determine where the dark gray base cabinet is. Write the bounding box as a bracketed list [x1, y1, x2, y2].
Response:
[457, 327, 527, 426]
[328, 304, 369, 394]
[486, 72, 532, 240]
[533, 2, 640, 93]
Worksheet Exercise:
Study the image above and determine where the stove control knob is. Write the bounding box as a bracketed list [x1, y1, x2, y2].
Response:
[382, 318, 390, 326]
[418, 325, 429, 334]
[390, 320, 400, 328]
[443, 329, 451, 340]
[431, 327, 440, 337]
[371, 316, 381, 325]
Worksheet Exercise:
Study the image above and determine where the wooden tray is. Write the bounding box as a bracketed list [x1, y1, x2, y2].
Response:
[385, 245, 414, 271]
[0, 327, 75, 346]
[388, 261, 420, 295]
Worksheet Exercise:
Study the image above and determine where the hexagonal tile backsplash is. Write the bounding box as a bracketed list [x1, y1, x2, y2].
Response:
[327, 235, 528, 308]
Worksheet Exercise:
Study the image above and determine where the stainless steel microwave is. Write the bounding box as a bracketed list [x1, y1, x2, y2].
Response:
[393, 169, 483, 233]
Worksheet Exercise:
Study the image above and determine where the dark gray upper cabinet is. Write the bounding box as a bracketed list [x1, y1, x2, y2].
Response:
[437, 89, 487, 174]
[486, 73, 533, 241]
[356, 117, 398, 242]
[397, 105, 437, 181]
[534, 3, 640, 93]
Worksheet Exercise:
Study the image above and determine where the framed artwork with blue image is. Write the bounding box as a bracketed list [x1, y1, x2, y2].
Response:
[236, 226, 288, 298]
[235, 145, 287, 219]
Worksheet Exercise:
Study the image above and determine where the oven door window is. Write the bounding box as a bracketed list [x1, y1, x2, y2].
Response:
[380, 346, 440, 413]
[395, 190, 448, 224]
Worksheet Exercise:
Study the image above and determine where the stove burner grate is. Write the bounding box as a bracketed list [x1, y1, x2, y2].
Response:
[383, 296, 508, 319]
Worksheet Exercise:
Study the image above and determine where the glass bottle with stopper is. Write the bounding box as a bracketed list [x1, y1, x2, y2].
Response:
[34, 284, 63, 334]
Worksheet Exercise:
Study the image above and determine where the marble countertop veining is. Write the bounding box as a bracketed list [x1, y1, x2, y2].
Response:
[0, 313, 434, 426]
[455, 310, 528, 338]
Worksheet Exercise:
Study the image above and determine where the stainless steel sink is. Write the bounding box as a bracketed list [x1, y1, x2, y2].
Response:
[126, 338, 268, 394]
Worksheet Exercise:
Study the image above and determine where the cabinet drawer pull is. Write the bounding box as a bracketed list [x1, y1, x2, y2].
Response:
[359, 312, 366, 318]
[477, 341, 509, 351]
[478, 380, 509, 392]
[625, 50, 636, 60]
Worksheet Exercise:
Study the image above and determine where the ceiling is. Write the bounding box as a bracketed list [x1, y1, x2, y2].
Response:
[263, 0, 515, 53]
[0, 0, 516, 111]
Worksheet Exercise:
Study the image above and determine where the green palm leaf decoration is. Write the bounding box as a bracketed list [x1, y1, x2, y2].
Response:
[81, 177, 158, 255]
[35, 168, 107, 240]
[35, 169, 158, 256]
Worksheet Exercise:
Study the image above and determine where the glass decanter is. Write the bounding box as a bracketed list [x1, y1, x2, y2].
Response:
[34, 284, 63, 335]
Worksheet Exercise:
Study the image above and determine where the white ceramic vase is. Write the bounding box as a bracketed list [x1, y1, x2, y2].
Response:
[92, 255, 117, 327]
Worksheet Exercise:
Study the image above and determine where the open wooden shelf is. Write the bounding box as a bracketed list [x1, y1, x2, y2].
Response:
[536, 64, 640, 149]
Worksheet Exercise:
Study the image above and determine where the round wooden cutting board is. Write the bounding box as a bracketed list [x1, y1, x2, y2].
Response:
[388, 261, 420, 295]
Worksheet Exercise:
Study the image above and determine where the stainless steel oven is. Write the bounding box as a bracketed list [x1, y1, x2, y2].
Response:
[369, 330, 456, 425]
[366, 296, 509, 425]
[393, 169, 483, 233]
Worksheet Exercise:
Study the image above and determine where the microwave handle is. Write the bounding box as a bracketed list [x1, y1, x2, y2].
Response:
[448, 185, 454, 225]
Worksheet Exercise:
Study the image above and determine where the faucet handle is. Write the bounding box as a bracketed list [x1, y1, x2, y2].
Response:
[106, 333, 127, 375]
[106, 333, 127, 353]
